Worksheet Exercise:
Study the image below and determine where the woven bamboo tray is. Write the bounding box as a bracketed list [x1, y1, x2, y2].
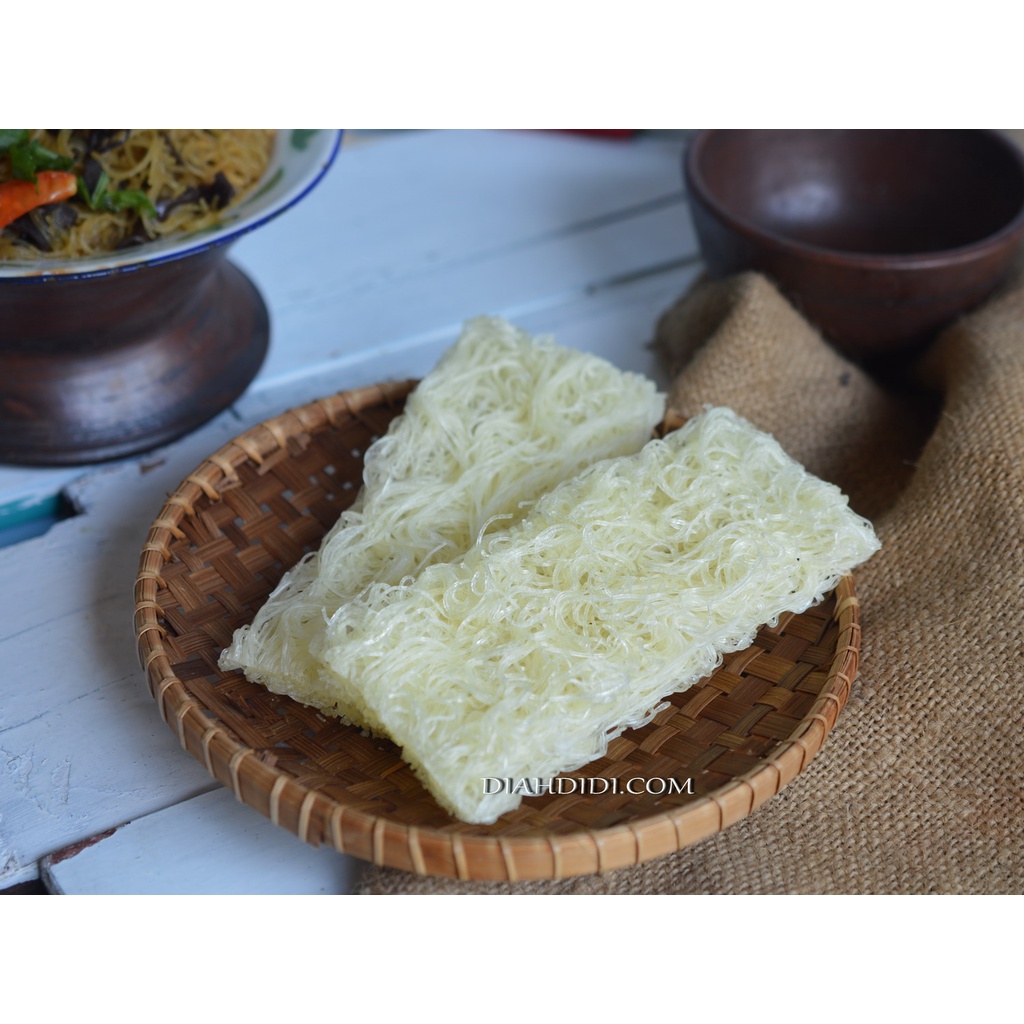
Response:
[134, 379, 863, 882]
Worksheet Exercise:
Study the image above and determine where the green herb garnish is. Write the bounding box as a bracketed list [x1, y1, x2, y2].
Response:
[0, 129, 29, 151]
[77, 170, 156, 218]
[1, 130, 72, 181]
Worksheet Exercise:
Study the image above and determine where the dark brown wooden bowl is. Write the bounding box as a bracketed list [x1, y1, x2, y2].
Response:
[0, 251, 269, 465]
[684, 130, 1024, 361]
[0, 130, 342, 466]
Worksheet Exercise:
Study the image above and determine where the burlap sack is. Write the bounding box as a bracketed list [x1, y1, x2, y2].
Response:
[357, 270, 1024, 895]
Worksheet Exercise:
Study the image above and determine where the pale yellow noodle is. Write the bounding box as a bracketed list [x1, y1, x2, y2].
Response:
[0, 129, 275, 260]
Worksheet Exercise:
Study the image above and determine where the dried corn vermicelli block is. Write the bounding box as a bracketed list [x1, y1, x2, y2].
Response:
[220, 316, 666, 729]
[322, 406, 881, 823]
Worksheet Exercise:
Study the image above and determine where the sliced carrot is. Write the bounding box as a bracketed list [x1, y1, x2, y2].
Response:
[0, 170, 77, 231]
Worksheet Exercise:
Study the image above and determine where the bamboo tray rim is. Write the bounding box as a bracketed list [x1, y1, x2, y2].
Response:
[134, 379, 862, 883]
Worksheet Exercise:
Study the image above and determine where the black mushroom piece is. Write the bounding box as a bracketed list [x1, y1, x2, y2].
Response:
[4, 203, 78, 252]
[114, 221, 154, 250]
[81, 130, 132, 154]
[155, 172, 235, 220]
[81, 156, 104, 195]
[118, 173, 237, 249]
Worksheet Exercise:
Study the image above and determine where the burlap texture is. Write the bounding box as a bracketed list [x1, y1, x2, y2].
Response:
[357, 270, 1024, 895]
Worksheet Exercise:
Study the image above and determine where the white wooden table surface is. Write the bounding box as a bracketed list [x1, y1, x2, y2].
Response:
[0, 129, 701, 895]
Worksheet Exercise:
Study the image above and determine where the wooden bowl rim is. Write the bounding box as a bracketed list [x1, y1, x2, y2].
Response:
[684, 128, 1024, 269]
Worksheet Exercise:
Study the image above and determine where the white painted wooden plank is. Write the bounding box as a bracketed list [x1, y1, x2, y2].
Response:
[236, 130, 690, 345]
[42, 788, 366, 895]
[242, 205, 694, 396]
[237, 134, 694, 390]
[0, 468, 88, 543]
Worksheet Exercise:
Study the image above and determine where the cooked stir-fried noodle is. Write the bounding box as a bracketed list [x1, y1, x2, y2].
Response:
[0, 129, 275, 259]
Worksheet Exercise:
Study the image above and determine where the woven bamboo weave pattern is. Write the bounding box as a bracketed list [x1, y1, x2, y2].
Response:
[134, 380, 862, 881]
